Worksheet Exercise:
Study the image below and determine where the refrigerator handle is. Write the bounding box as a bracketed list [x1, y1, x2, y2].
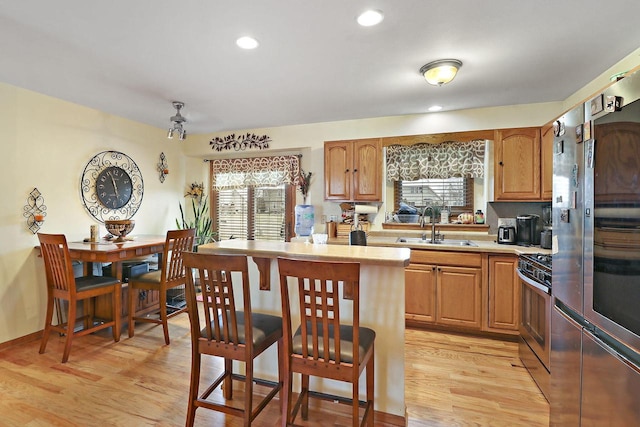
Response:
[585, 328, 640, 375]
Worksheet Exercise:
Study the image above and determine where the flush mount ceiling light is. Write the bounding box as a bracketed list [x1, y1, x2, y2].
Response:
[167, 101, 187, 141]
[236, 36, 259, 49]
[419, 59, 463, 86]
[357, 9, 384, 26]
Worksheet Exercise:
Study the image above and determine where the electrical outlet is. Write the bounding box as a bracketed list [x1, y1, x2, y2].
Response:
[321, 215, 326, 224]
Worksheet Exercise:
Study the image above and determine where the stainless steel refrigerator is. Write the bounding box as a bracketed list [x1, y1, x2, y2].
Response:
[550, 69, 640, 426]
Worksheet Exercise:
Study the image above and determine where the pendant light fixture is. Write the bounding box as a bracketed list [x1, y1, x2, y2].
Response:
[419, 59, 463, 86]
[167, 101, 187, 140]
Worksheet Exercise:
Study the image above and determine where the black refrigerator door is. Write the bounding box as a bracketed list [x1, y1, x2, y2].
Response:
[581, 328, 640, 426]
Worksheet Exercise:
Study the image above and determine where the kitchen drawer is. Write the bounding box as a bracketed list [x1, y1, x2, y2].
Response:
[409, 250, 481, 268]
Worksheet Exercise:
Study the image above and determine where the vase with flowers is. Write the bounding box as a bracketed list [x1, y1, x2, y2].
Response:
[295, 170, 314, 237]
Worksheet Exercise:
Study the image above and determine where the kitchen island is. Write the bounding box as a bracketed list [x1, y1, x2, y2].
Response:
[197, 239, 411, 422]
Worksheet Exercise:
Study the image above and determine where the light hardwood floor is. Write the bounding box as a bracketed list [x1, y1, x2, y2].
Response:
[0, 316, 549, 426]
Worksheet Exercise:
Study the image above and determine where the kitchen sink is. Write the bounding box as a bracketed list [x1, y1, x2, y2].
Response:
[395, 237, 478, 247]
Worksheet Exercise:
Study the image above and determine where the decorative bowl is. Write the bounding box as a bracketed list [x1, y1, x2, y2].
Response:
[104, 219, 135, 242]
[396, 214, 420, 223]
[458, 212, 474, 224]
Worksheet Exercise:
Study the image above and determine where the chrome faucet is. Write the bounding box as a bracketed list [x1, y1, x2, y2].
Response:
[421, 206, 437, 243]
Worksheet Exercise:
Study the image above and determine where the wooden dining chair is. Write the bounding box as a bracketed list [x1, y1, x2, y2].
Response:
[127, 228, 195, 344]
[183, 252, 283, 426]
[37, 233, 122, 363]
[277, 257, 375, 427]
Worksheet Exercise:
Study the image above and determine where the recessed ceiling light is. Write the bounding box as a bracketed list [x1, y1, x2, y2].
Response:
[357, 9, 384, 27]
[428, 105, 443, 112]
[236, 36, 259, 49]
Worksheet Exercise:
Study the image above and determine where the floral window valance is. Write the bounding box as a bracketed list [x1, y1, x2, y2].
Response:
[386, 140, 485, 181]
[211, 155, 301, 190]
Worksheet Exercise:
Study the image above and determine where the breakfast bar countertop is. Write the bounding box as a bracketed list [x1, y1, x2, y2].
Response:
[198, 239, 411, 266]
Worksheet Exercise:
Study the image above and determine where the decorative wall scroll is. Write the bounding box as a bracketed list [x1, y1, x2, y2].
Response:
[24, 187, 47, 234]
[158, 152, 169, 183]
[209, 133, 271, 152]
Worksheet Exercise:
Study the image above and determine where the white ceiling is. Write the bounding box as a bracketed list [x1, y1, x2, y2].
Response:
[2, 1, 640, 135]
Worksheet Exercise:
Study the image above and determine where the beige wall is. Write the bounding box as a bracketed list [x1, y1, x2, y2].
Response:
[0, 84, 204, 343]
[2, 47, 639, 345]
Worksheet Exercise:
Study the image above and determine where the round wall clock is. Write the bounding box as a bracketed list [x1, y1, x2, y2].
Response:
[80, 151, 144, 222]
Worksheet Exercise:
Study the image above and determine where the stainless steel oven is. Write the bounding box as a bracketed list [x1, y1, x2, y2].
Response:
[518, 253, 551, 401]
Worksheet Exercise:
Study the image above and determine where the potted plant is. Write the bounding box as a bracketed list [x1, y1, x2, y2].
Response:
[177, 182, 216, 246]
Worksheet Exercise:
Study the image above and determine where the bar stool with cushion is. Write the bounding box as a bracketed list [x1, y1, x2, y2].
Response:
[127, 228, 195, 344]
[277, 257, 375, 427]
[183, 252, 283, 426]
[37, 233, 122, 363]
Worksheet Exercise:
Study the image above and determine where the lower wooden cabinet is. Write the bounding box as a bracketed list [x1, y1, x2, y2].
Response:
[405, 250, 519, 337]
[487, 255, 520, 334]
[405, 251, 482, 331]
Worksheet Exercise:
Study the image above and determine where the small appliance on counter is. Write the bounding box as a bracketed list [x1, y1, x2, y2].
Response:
[540, 205, 552, 249]
[497, 218, 517, 244]
[516, 214, 540, 246]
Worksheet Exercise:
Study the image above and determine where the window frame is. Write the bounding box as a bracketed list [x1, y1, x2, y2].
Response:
[210, 169, 296, 241]
[393, 177, 475, 217]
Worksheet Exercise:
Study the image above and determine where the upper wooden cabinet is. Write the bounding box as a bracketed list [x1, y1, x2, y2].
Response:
[324, 138, 382, 201]
[541, 122, 554, 200]
[494, 127, 551, 201]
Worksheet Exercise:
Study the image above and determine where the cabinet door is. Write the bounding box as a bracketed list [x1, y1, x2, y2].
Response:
[352, 138, 382, 201]
[324, 141, 352, 200]
[488, 255, 519, 332]
[405, 263, 436, 323]
[436, 266, 482, 329]
[541, 123, 554, 201]
[494, 128, 541, 200]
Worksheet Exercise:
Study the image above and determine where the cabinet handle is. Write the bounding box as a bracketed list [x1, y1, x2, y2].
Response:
[345, 168, 350, 173]
[353, 168, 358, 173]
[499, 161, 504, 166]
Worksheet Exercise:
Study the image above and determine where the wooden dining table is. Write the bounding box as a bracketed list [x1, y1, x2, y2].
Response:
[66, 235, 166, 281]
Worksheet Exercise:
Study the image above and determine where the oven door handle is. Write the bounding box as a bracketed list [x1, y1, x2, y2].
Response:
[517, 269, 551, 294]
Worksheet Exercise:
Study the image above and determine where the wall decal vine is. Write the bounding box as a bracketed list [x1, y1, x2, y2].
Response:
[209, 133, 271, 151]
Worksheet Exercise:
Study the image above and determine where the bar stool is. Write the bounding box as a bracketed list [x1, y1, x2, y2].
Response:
[183, 251, 283, 426]
[277, 257, 375, 427]
[127, 228, 195, 345]
[37, 233, 122, 363]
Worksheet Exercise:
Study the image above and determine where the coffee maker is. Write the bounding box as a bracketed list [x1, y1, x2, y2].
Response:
[516, 214, 541, 246]
[540, 205, 552, 249]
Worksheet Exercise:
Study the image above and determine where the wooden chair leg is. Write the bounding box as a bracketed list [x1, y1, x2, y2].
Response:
[62, 301, 77, 363]
[281, 369, 293, 427]
[301, 374, 309, 420]
[39, 296, 55, 355]
[366, 351, 374, 426]
[277, 339, 284, 412]
[223, 358, 233, 399]
[113, 284, 121, 342]
[244, 360, 253, 427]
[159, 287, 170, 345]
[128, 286, 136, 338]
[352, 378, 359, 427]
[185, 350, 201, 427]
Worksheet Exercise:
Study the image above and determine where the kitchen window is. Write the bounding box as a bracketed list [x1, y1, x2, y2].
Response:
[394, 177, 474, 216]
[386, 140, 485, 215]
[209, 156, 299, 241]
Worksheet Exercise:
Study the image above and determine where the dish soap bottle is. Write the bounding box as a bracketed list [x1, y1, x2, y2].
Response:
[475, 210, 485, 224]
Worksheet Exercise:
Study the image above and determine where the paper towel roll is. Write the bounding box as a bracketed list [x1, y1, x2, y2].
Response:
[354, 205, 378, 214]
